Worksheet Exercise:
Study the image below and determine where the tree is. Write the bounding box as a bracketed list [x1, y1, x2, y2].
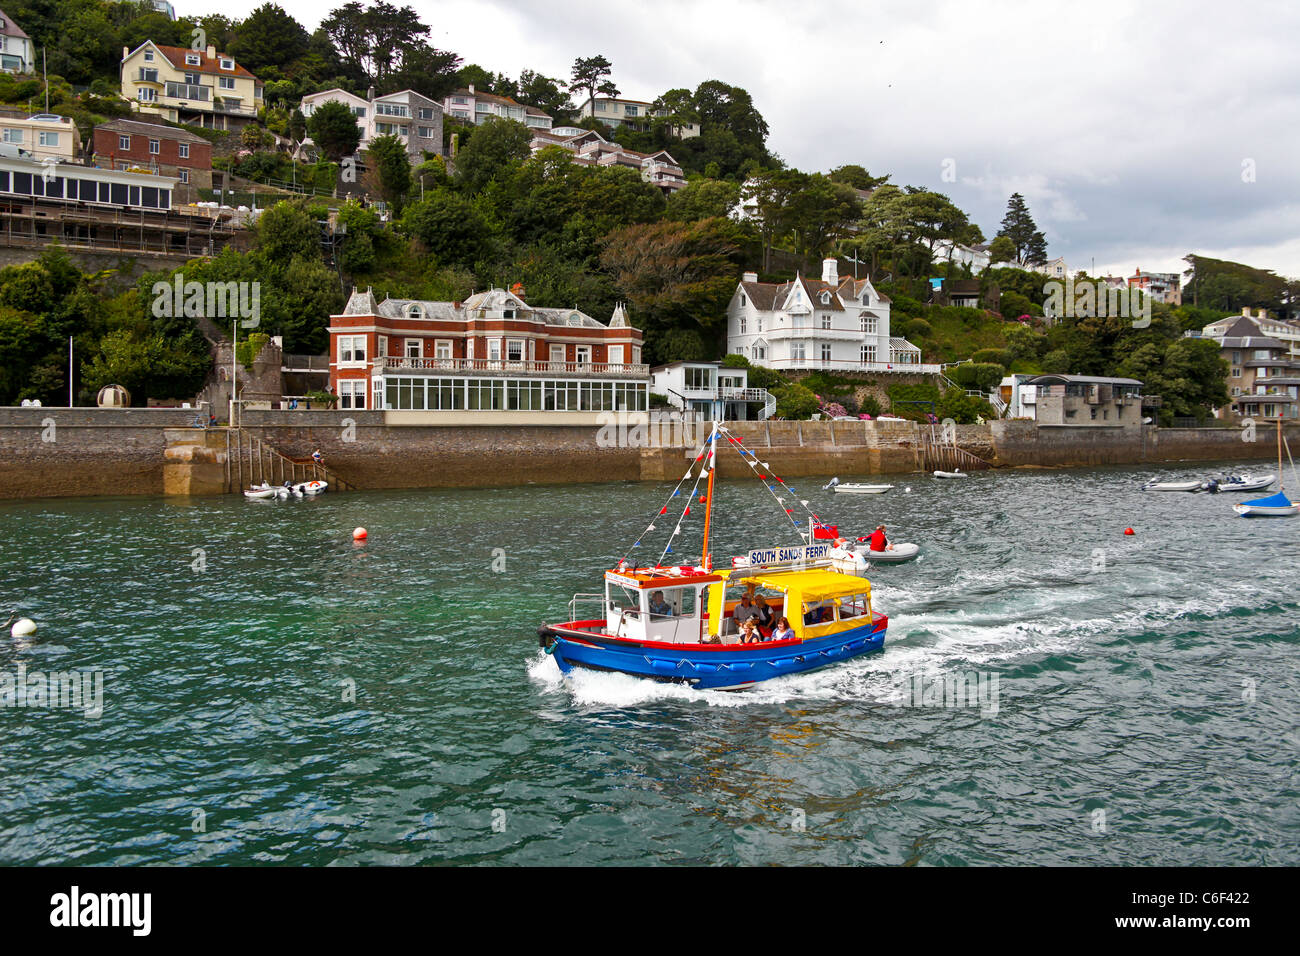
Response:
[456, 63, 494, 91]
[517, 70, 575, 123]
[227, 3, 310, 74]
[988, 234, 1017, 265]
[693, 80, 769, 150]
[306, 99, 362, 162]
[649, 88, 699, 139]
[453, 117, 532, 194]
[321, 1, 460, 94]
[665, 178, 742, 222]
[829, 165, 889, 192]
[367, 134, 412, 212]
[600, 217, 748, 363]
[255, 201, 322, 266]
[785, 174, 862, 257]
[997, 193, 1047, 266]
[402, 190, 494, 268]
[569, 55, 619, 110]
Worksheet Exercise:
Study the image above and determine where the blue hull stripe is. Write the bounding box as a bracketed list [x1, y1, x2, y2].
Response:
[550, 622, 887, 690]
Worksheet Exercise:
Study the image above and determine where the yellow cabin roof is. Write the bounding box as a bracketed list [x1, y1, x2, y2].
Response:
[739, 569, 871, 603]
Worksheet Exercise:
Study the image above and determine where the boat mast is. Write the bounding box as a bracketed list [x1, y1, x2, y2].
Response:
[700, 420, 718, 571]
[1279, 417, 1285, 491]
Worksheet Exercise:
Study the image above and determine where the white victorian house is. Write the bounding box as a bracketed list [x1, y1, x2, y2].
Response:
[726, 259, 935, 374]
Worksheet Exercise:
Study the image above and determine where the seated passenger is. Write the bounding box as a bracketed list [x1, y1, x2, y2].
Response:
[753, 595, 774, 638]
[648, 591, 673, 617]
[739, 619, 760, 644]
[771, 617, 796, 642]
[733, 593, 762, 629]
[869, 525, 891, 552]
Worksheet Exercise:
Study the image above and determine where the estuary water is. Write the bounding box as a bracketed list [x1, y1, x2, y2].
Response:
[1, 459, 1297, 866]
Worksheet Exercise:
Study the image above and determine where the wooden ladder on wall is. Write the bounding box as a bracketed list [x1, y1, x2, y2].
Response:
[224, 429, 359, 493]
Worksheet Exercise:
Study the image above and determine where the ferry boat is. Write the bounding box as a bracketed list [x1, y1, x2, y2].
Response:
[537, 423, 889, 690]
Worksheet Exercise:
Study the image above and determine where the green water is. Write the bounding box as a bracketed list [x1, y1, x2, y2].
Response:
[1, 460, 1297, 865]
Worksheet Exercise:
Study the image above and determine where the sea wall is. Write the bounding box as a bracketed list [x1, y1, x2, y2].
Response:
[0, 407, 198, 499]
[0, 406, 1294, 500]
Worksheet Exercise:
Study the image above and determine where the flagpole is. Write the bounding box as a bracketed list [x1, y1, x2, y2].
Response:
[67, 335, 72, 406]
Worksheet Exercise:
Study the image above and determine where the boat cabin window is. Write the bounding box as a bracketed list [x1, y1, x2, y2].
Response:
[838, 593, 871, 619]
[802, 600, 838, 632]
[649, 586, 697, 619]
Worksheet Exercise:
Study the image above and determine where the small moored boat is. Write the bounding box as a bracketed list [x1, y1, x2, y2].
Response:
[1234, 420, 1297, 517]
[854, 542, 921, 563]
[1141, 479, 1203, 492]
[933, 469, 967, 479]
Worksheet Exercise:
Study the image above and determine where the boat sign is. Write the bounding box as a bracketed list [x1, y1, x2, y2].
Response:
[747, 543, 832, 566]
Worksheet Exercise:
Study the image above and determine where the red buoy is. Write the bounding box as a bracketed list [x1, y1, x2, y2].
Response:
[353, 527, 368, 540]
[1124, 527, 1135, 535]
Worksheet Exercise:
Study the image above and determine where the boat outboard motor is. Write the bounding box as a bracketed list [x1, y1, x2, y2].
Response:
[822, 477, 840, 491]
[1204, 479, 1220, 494]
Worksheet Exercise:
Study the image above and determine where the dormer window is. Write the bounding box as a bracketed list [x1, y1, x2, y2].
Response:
[502, 308, 515, 319]
[820, 292, 831, 305]
[220, 58, 234, 71]
[186, 54, 200, 66]
[405, 303, 424, 319]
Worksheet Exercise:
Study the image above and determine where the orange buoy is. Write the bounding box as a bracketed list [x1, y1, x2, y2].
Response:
[1124, 527, 1135, 535]
[353, 527, 368, 540]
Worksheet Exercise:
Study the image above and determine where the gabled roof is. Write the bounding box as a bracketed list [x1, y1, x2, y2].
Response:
[128, 42, 259, 81]
[449, 87, 552, 119]
[0, 8, 29, 40]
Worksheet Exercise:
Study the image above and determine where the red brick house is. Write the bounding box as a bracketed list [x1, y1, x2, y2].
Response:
[91, 118, 211, 202]
[328, 287, 648, 414]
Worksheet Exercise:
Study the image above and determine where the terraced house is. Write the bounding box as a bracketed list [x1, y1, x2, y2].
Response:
[120, 42, 262, 129]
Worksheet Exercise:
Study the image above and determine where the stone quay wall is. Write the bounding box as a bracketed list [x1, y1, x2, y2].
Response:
[0, 406, 1293, 500]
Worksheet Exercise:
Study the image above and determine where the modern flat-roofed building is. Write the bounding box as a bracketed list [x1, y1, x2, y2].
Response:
[0, 111, 78, 163]
[1022, 374, 1155, 425]
[651, 361, 774, 420]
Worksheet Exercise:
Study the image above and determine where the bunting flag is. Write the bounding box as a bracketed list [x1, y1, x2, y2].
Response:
[684, 506, 691, 516]
[672, 490, 681, 497]
[647, 525, 656, 531]
[659, 507, 667, 515]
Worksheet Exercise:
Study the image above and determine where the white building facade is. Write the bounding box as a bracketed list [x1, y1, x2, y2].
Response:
[726, 259, 935, 374]
[300, 88, 443, 160]
[651, 361, 774, 420]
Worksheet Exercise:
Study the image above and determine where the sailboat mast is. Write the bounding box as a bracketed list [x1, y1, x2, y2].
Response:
[700, 421, 718, 570]
[1279, 417, 1284, 490]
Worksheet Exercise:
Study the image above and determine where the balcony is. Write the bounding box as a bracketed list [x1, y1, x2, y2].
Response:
[762, 358, 942, 375]
[375, 356, 649, 379]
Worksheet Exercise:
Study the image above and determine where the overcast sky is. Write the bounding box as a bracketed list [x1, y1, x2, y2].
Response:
[201, 0, 1300, 281]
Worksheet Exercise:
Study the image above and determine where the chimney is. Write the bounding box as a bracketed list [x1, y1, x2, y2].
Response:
[742, 271, 758, 283]
[206, 44, 216, 59]
[468, 83, 475, 95]
[822, 257, 838, 286]
[123, 46, 129, 60]
[1242, 306, 1251, 317]
[367, 86, 374, 101]
[1257, 308, 1267, 319]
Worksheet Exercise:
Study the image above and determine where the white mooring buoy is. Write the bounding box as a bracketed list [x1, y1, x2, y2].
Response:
[10, 617, 36, 638]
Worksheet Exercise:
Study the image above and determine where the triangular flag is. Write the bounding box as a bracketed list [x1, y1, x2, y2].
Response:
[647, 524, 656, 531]
[684, 506, 691, 516]
[673, 490, 681, 497]
[659, 507, 667, 515]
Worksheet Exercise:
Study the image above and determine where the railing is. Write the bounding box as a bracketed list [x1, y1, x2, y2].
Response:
[165, 82, 210, 102]
[766, 358, 942, 374]
[374, 357, 649, 378]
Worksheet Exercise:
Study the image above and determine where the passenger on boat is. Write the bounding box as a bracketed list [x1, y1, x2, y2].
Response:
[733, 593, 762, 630]
[772, 617, 795, 642]
[869, 525, 890, 552]
[753, 595, 774, 638]
[803, 603, 829, 625]
[648, 591, 673, 617]
[740, 619, 760, 644]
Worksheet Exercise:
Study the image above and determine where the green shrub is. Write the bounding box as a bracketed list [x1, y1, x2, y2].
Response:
[971, 348, 1012, 369]
[772, 383, 819, 419]
[950, 362, 1005, 391]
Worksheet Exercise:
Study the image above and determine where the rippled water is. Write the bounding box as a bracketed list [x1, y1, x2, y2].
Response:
[1, 458, 1297, 865]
